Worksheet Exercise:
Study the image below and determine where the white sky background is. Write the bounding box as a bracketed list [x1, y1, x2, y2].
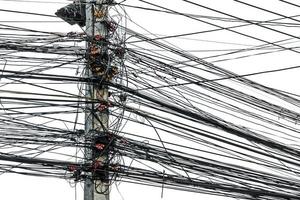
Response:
[0, 0, 300, 200]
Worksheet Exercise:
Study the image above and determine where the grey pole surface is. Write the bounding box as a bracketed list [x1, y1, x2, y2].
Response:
[84, 1, 110, 200]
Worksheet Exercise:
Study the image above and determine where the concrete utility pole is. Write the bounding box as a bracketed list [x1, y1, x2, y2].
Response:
[85, 1, 110, 200]
[56, 1, 117, 199]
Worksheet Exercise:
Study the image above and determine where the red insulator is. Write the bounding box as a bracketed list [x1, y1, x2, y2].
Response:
[68, 165, 77, 172]
[94, 35, 104, 41]
[97, 104, 108, 112]
[95, 143, 105, 150]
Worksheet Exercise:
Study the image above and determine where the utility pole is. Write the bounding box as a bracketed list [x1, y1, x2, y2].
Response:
[56, 1, 118, 199]
[84, 1, 111, 200]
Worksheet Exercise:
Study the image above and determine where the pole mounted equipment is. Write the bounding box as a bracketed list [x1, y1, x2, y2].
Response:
[55, 3, 86, 27]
